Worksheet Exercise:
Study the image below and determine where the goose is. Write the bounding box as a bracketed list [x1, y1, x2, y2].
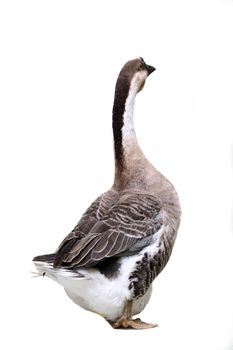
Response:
[33, 57, 181, 329]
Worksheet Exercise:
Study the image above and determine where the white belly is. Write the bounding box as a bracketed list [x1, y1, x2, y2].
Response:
[65, 283, 152, 322]
[61, 254, 153, 322]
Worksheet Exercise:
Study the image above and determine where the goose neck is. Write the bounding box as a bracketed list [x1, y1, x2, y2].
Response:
[112, 82, 145, 186]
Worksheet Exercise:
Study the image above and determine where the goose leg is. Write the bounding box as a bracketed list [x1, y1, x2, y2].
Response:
[110, 301, 158, 329]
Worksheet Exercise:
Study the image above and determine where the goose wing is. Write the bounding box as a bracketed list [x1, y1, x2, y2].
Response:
[55, 189, 119, 253]
[54, 193, 163, 268]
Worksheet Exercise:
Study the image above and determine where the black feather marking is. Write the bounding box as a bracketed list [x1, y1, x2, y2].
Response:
[112, 76, 130, 172]
[95, 257, 121, 279]
[129, 238, 173, 299]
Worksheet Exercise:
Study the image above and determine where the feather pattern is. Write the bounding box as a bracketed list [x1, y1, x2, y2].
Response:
[54, 192, 163, 268]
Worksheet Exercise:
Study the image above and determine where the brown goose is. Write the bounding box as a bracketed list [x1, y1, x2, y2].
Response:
[33, 57, 181, 329]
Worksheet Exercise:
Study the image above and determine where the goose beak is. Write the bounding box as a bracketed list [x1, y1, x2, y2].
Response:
[146, 64, 156, 76]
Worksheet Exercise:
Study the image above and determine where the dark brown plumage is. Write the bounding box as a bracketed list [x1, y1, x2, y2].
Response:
[53, 193, 163, 269]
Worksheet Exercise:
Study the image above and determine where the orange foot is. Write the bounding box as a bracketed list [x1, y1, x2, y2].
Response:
[111, 317, 158, 330]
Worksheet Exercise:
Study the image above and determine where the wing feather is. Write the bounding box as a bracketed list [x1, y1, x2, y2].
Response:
[54, 193, 163, 268]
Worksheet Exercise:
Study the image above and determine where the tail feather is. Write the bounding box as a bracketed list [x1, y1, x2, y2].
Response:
[32, 253, 86, 284]
[33, 253, 56, 264]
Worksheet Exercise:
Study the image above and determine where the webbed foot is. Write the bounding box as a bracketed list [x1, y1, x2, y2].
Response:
[109, 301, 158, 330]
[111, 317, 158, 329]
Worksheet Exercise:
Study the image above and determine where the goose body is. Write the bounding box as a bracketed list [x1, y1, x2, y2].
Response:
[33, 58, 181, 328]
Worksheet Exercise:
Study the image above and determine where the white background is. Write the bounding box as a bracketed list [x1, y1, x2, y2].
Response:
[0, 1, 233, 349]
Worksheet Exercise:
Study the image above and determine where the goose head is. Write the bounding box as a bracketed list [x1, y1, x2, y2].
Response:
[116, 57, 156, 95]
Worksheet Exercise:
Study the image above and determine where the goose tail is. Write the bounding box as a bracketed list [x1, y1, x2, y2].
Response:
[32, 253, 86, 286]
